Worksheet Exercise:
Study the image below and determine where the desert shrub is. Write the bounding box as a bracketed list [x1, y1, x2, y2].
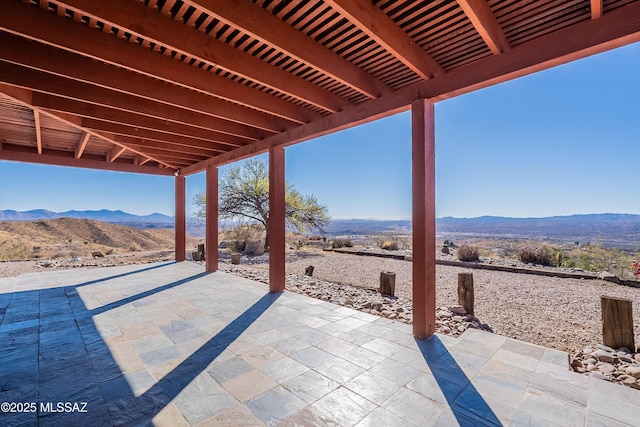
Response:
[330, 238, 353, 249]
[457, 244, 480, 262]
[381, 240, 398, 250]
[443, 239, 456, 248]
[373, 234, 411, 251]
[518, 246, 554, 266]
[225, 224, 264, 253]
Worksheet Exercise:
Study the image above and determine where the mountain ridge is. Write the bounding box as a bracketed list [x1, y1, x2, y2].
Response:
[0, 209, 173, 224]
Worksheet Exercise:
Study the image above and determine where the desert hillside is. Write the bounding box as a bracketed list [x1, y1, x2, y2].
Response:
[0, 218, 189, 260]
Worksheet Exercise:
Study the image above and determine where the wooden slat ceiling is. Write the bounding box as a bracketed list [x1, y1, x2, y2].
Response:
[0, 0, 638, 176]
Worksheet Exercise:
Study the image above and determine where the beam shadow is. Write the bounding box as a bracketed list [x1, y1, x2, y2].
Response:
[69, 261, 176, 289]
[89, 271, 210, 316]
[416, 336, 502, 427]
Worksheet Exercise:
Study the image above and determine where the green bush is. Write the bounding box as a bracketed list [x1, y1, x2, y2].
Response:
[457, 244, 480, 262]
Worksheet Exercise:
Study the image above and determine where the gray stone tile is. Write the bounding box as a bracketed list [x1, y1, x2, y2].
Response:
[355, 407, 407, 427]
[312, 386, 377, 426]
[585, 411, 635, 427]
[383, 387, 445, 426]
[530, 372, 588, 407]
[207, 356, 255, 383]
[271, 336, 311, 356]
[140, 345, 185, 367]
[362, 337, 405, 357]
[344, 371, 402, 405]
[368, 357, 420, 386]
[314, 357, 366, 384]
[515, 389, 585, 427]
[260, 357, 310, 384]
[246, 386, 307, 426]
[282, 370, 339, 404]
[341, 346, 387, 369]
[290, 347, 335, 369]
[501, 337, 546, 360]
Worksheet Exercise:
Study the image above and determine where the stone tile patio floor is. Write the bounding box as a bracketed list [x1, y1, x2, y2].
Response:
[0, 262, 638, 426]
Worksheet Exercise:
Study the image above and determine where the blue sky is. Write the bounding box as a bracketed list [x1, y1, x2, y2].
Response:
[1, 41, 638, 220]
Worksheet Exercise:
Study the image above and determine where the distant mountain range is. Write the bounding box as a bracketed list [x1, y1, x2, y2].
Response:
[1, 210, 638, 248]
[327, 214, 640, 249]
[0, 209, 173, 225]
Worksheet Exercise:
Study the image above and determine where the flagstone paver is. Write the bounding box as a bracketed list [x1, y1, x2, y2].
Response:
[0, 261, 638, 426]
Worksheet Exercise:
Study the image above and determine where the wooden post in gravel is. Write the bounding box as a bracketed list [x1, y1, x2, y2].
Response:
[380, 272, 396, 296]
[601, 296, 634, 350]
[458, 273, 474, 315]
[231, 253, 241, 265]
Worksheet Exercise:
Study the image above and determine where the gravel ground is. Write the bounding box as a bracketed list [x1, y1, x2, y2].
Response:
[3, 248, 639, 354]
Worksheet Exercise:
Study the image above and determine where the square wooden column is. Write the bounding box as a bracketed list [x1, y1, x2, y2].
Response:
[412, 99, 436, 339]
[175, 175, 186, 262]
[269, 146, 286, 293]
[206, 165, 218, 272]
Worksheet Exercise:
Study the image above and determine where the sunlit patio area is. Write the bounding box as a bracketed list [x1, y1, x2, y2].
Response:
[0, 262, 638, 426]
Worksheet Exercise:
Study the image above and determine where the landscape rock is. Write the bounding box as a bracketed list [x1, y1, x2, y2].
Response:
[625, 366, 640, 379]
[594, 349, 617, 364]
[92, 251, 105, 258]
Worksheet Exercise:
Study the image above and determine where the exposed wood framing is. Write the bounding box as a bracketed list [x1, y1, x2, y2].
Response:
[0, 1, 319, 124]
[457, 0, 510, 54]
[33, 109, 42, 154]
[180, 3, 640, 175]
[182, 0, 390, 98]
[106, 145, 126, 163]
[0, 84, 177, 170]
[0, 31, 289, 133]
[50, 0, 349, 113]
[591, 0, 603, 19]
[325, 0, 445, 79]
[75, 132, 90, 159]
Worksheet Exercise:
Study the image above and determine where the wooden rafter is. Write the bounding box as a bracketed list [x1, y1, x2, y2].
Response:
[51, 0, 348, 113]
[0, 61, 262, 142]
[0, 1, 319, 124]
[591, 0, 603, 19]
[0, 32, 292, 133]
[106, 145, 126, 163]
[324, 0, 444, 79]
[84, 120, 227, 154]
[457, 0, 510, 54]
[0, 83, 177, 170]
[181, 2, 640, 175]
[182, 0, 390, 98]
[33, 109, 42, 154]
[75, 132, 90, 159]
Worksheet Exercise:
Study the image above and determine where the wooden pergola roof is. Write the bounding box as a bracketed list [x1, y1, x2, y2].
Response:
[1, 0, 639, 176]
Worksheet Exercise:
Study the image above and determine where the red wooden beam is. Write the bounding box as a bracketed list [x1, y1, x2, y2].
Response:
[175, 175, 186, 262]
[268, 146, 286, 293]
[206, 165, 218, 273]
[411, 99, 436, 339]
[33, 110, 43, 154]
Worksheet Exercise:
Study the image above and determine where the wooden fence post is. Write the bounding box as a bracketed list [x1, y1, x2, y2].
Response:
[380, 272, 396, 296]
[231, 253, 241, 265]
[601, 296, 634, 350]
[458, 272, 474, 315]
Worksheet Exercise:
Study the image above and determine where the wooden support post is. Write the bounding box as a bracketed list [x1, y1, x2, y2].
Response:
[601, 296, 635, 350]
[458, 273, 474, 315]
[231, 253, 241, 265]
[269, 146, 286, 293]
[412, 98, 436, 340]
[175, 175, 186, 262]
[380, 271, 396, 296]
[206, 165, 218, 272]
